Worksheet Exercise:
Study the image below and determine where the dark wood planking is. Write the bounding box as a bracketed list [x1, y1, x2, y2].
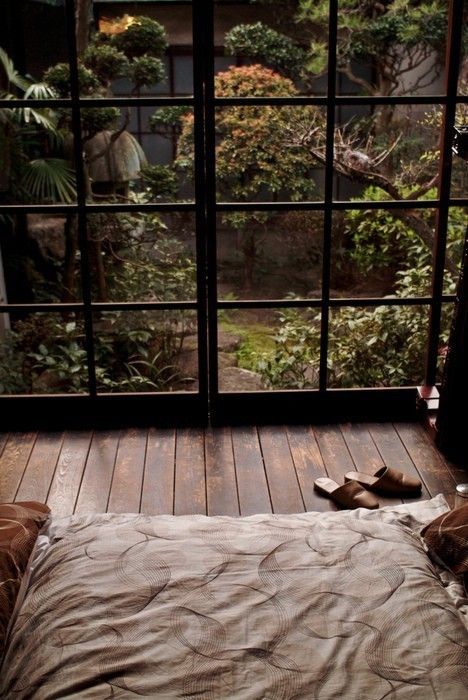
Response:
[0, 432, 37, 502]
[366, 423, 431, 503]
[205, 427, 239, 516]
[395, 423, 458, 498]
[141, 428, 176, 515]
[313, 425, 356, 510]
[174, 428, 206, 515]
[258, 426, 304, 514]
[232, 427, 271, 515]
[340, 423, 401, 507]
[0, 433, 9, 459]
[47, 431, 93, 517]
[74, 431, 120, 514]
[108, 428, 147, 513]
[286, 426, 333, 512]
[16, 432, 64, 503]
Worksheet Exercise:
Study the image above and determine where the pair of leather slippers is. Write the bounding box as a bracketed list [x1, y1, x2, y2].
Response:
[314, 466, 422, 509]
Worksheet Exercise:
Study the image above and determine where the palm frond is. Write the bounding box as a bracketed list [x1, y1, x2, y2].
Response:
[21, 106, 58, 131]
[0, 47, 30, 92]
[24, 83, 56, 101]
[21, 158, 76, 203]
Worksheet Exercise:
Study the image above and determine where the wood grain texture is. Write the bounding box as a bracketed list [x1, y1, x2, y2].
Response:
[74, 431, 120, 514]
[313, 425, 356, 510]
[0, 433, 9, 459]
[47, 431, 93, 517]
[286, 426, 332, 512]
[0, 423, 462, 517]
[16, 432, 64, 503]
[232, 427, 271, 516]
[395, 423, 458, 498]
[108, 428, 147, 514]
[340, 423, 401, 507]
[174, 428, 206, 515]
[141, 428, 176, 515]
[258, 427, 304, 514]
[0, 432, 37, 502]
[366, 423, 431, 503]
[205, 427, 239, 516]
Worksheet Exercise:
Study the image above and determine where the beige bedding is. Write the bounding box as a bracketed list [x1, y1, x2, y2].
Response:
[1, 496, 467, 699]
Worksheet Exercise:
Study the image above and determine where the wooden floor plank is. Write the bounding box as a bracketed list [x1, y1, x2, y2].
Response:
[74, 431, 120, 514]
[340, 423, 401, 507]
[286, 426, 333, 512]
[0, 433, 37, 502]
[205, 427, 239, 516]
[258, 426, 304, 514]
[313, 425, 356, 510]
[366, 423, 431, 503]
[141, 428, 176, 515]
[16, 432, 64, 503]
[47, 431, 93, 517]
[174, 428, 206, 515]
[232, 427, 271, 516]
[108, 428, 147, 514]
[0, 433, 9, 459]
[395, 423, 458, 498]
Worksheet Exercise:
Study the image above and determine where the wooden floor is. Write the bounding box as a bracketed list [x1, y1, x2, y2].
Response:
[0, 423, 466, 517]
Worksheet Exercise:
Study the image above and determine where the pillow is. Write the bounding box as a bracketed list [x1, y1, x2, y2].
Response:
[421, 502, 468, 574]
[0, 501, 50, 658]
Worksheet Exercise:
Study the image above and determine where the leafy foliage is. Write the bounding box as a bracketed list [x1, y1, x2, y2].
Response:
[83, 44, 129, 85]
[256, 268, 452, 390]
[225, 22, 305, 76]
[43, 63, 101, 97]
[110, 16, 168, 59]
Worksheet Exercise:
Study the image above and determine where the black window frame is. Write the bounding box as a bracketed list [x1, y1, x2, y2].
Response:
[0, 0, 466, 429]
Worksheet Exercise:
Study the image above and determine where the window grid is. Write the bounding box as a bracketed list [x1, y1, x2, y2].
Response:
[0, 0, 465, 423]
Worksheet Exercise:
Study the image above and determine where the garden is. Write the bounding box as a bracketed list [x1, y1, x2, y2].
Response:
[0, 0, 466, 394]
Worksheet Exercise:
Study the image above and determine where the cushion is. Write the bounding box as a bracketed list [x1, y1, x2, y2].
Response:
[0, 501, 50, 658]
[421, 502, 468, 574]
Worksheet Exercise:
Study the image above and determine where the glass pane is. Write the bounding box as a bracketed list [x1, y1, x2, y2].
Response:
[96, 7, 192, 96]
[80, 106, 194, 203]
[86, 212, 197, 303]
[444, 208, 467, 295]
[0, 214, 81, 304]
[217, 211, 323, 300]
[330, 209, 436, 299]
[0, 312, 88, 395]
[0, 108, 77, 206]
[333, 105, 443, 202]
[3, 2, 69, 83]
[94, 310, 198, 393]
[327, 305, 430, 388]
[336, 1, 448, 96]
[214, 0, 327, 96]
[458, 7, 468, 96]
[215, 105, 326, 203]
[217, 307, 320, 391]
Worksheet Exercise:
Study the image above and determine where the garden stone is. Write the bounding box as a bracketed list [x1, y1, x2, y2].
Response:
[217, 331, 242, 353]
[28, 215, 66, 260]
[219, 367, 265, 391]
[218, 352, 237, 369]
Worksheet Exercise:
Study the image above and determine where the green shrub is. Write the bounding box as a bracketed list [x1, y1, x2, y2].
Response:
[111, 17, 168, 59]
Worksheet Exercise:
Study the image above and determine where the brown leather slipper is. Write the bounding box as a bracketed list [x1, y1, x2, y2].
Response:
[314, 477, 379, 510]
[344, 466, 422, 496]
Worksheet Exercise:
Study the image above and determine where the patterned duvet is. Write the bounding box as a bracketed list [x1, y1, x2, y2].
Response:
[1, 496, 467, 699]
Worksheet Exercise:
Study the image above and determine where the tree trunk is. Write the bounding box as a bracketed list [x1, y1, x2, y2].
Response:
[75, 0, 93, 55]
